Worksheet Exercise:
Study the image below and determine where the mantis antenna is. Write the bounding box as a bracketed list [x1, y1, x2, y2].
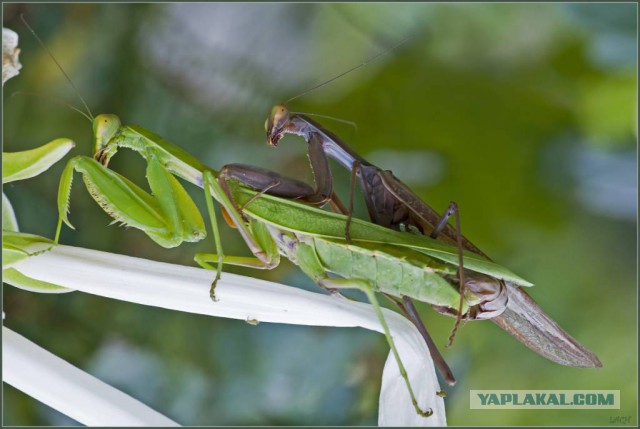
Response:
[291, 111, 358, 132]
[11, 91, 93, 123]
[20, 14, 95, 121]
[285, 34, 414, 104]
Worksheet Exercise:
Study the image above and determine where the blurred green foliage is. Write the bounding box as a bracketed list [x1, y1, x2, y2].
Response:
[2, 3, 637, 426]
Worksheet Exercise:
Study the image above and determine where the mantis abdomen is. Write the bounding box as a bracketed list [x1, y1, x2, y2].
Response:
[308, 238, 464, 310]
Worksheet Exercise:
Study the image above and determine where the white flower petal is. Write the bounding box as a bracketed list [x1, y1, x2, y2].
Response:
[2, 327, 178, 426]
[11, 244, 446, 425]
[3, 192, 19, 232]
[378, 320, 447, 426]
[2, 27, 22, 85]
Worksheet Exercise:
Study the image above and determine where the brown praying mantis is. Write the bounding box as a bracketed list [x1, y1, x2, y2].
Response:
[230, 41, 604, 384]
[221, 105, 602, 387]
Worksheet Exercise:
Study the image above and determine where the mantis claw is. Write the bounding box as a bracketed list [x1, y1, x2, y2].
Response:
[412, 399, 433, 418]
[209, 272, 222, 302]
[421, 408, 434, 418]
[209, 285, 219, 302]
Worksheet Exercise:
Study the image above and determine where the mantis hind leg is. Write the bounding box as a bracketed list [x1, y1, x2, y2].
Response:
[344, 160, 361, 244]
[429, 201, 466, 347]
[201, 170, 225, 300]
[194, 254, 278, 270]
[201, 170, 280, 300]
[387, 295, 456, 386]
[217, 164, 353, 302]
[293, 242, 431, 417]
[320, 277, 433, 418]
[344, 165, 458, 383]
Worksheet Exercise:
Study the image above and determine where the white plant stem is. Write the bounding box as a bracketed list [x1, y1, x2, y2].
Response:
[8, 244, 446, 426]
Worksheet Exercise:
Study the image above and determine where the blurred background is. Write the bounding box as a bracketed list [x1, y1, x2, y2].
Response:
[2, 3, 637, 425]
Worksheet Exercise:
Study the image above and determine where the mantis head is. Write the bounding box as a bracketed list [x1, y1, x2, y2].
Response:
[265, 104, 291, 147]
[93, 114, 121, 164]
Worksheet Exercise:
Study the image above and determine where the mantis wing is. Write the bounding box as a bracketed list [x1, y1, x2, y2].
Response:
[492, 284, 602, 368]
[230, 184, 532, 287]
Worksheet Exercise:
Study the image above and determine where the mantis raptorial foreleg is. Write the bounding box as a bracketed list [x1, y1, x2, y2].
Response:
[55, 154, 262, 299]
[221, 134, 347, 211]
[55, 153, 283, 300]
[218, 164, 317, 202]
[55, 155, 206, 248]
[304, 134, 334, 206]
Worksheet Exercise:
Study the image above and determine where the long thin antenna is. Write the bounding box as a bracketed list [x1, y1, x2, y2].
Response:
[20, 14, 95, 121]
[285, 34, 414, 104]
[11, 91, 92, 123]
[291, 111, 358, 132]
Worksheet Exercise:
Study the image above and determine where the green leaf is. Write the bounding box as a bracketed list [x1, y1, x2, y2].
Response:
[3, 138, 75, 183]
[2, 231, 71, 293]
[3, 231, 55, 268]
[3, 267, 72, 293]
[2, 192, 19, 232]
